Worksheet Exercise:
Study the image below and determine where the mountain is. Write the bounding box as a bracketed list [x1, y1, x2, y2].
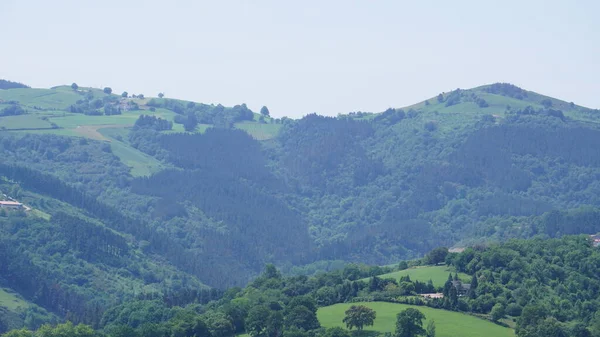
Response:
[1, 81, 600, 330]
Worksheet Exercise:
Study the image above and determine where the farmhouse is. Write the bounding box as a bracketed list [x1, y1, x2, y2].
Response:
[452, 280, 471, 296]
[590, 234, 600, 247]
[0, 201, 24, 210]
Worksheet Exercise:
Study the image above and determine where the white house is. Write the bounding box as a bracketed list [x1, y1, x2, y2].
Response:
[0, 201, 24, 210]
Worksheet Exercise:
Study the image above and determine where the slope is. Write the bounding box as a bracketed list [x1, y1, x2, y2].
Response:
[0, 169, 212, 332]
[0, 84, 282, 177]
[2, 81, 600, 293]
[318, 302, 514, 337]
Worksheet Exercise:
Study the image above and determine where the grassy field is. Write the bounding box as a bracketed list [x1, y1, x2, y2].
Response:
[235, 122, 282, 140]
[98, 127, 165, 177]
[318, 302, 514, 337]
[364, 266, 470, 287]
[0, 288, 29, 311]
[0, 88, 80, 110]
[0, 114, 55, 129]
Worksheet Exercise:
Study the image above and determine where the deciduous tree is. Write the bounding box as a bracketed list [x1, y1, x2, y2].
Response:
[342, 305, 376, 331]
[395, 308, 425, 337]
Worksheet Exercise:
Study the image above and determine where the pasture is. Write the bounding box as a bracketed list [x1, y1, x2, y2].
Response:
[317, 302, 514, 337]
[363, 266, 470, 287]
[0, 288, 29, 311]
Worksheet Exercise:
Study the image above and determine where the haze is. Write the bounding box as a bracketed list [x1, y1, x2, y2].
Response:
[1, 0, 598, 117]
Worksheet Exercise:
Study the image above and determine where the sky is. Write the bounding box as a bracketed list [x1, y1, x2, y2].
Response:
[1, 0, 599, 118]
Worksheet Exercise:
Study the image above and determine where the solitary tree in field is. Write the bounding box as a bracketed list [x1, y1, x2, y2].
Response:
[260, 106, 270, 117]
[71, 83, 78, 90]
[121, 91, 128, 98]
[103, 87, 112, 94]
[158, 93, 165, 98]
[395, 308, 425, 337]
[343, 305, 376, 331]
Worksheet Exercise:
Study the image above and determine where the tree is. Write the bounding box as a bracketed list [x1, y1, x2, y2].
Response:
[71, 83, 79, 90]
[260, 106, 270, 117]
[2, 329, 33, 337]
[246, 305, 271, 337]
[424, 247, 448, 265]
[571, 323, 592, 337]
[395, 308, 425, 337]
[158, 93, 165, 98]
[425, 320, 435, 337]
[284, 306, 319, 331]
[138, 94, 145, 99]
[490, 303, 505, 322]
[184, 112, 198, 132]
[266, 311, 284, 337]
[541, 99, 553, 108]
[204, 312, 235, 337]
[323, 327, 351, 337]
[121, 91, 128, 98]
[342, 305, 376, 331]
[264, 263, 282, 279]
[104, 87, 112, 94]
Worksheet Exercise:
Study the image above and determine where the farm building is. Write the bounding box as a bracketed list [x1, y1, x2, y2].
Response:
[421, 293, 444, 299]
[590, 234, 600, 247]
[0, 201, 24, 209]
[452, 280, 471, 296]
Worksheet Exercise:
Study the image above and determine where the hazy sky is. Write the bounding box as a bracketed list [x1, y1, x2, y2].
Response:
[1, 0, 598, 117]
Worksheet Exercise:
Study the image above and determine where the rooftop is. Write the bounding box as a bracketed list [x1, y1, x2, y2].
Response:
[0, 201, 23, 206]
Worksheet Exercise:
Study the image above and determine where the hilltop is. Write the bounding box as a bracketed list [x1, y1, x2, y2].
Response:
[0, 84, 281, 176]
[1, 80, 600, 332]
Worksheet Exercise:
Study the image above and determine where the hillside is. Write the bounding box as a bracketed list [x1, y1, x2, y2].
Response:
[4, 236, 600, 337]
[0, 174, 216, 331]
[318, 302, 514, 337]
[2, 81, 600, 333]
[0, 85, 281, 176]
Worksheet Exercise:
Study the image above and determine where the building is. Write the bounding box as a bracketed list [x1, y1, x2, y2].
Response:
[590, 234, 600, 247]
[0, 201, 24, 210]
[449, 247, 466, 253]
[452, 280, 471, 296]
[421, 293, 444, 299]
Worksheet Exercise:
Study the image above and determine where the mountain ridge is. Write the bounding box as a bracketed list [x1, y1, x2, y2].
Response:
[1, 80, 600, 331]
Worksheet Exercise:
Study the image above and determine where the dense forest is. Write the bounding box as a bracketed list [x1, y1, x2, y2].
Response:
[4, 236, 600, 337]
[1, 82, 600, 335]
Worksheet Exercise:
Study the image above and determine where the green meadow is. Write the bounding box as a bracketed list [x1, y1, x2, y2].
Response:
[234, 122, 282, 140]
[318, 302, 514, 337]
[364, 265, 470, 287]
[0, 288, 29, 311]
[98, 127, 165, 177]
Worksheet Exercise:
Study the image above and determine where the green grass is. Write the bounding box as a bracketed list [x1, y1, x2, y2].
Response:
[48, 113, 140, 128]
[318, 302, 514, 337]
[235, 122, 282, 140]
[0, 88, 80, 110]
[109, 141, 163, 177]
[364, 266, 470, 287]
[0, 114, 55, 129]
[98, 127, 165, 177]
[0, 288, 29, 311]
[167, 123, 212, 134]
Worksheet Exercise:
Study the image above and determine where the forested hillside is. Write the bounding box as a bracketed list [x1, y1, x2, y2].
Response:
[1, 81, 600, 332]
[5, 235, 600, 337]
